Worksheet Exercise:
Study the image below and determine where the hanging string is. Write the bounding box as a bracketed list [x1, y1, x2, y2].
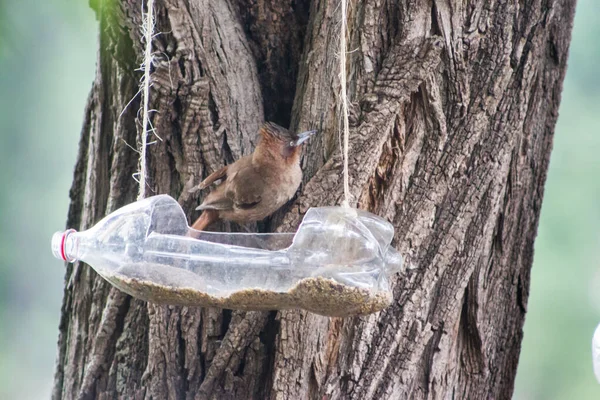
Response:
[137, 0, 156, 200]
[339, 0, 351, 208]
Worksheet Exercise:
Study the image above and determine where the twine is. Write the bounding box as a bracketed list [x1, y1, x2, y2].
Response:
[137, 0, 156, 200]
[339, 0, 351, 208]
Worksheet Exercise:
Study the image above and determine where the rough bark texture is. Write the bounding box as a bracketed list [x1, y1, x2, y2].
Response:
[53, 0, 575, 399]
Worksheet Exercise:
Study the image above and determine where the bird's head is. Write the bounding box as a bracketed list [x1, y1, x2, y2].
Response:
[258, 122, 317, 159]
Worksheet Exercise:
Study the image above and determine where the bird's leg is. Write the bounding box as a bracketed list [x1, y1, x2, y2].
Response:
[239, 223, 257, 233]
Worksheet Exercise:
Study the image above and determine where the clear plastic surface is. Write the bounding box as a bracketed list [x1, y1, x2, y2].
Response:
[51, 195, 403, 316]
[593, 322, 600, 383]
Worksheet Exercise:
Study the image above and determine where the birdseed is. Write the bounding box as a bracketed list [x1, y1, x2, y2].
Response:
[103, 262, 391, 317]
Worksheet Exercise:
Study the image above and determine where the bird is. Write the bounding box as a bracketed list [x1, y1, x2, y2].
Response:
[188, 122, 317, 232]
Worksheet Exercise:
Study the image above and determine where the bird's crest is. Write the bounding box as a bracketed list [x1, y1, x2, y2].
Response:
[259, 122, 294, 142]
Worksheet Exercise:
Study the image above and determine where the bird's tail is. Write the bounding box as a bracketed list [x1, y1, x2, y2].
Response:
[189, 210, 219, 233]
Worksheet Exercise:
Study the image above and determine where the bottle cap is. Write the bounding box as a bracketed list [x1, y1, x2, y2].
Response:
[51, 229, 76, 262]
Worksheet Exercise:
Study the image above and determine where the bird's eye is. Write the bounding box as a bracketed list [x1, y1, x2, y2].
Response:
[289, 141, 295, 147]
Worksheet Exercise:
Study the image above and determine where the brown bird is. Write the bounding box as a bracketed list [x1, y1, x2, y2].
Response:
[189, 122, 316, 231]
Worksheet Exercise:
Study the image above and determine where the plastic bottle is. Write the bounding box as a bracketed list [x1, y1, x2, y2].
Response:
[51, 195, 403, 316]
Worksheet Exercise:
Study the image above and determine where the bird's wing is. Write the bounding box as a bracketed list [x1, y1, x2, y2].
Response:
[188, 165, 228, 193]
[196, 197, 233, 211]
[227, 166, 263, 210]
[196, 184, 234, 211]
[195, 157, 263, 211]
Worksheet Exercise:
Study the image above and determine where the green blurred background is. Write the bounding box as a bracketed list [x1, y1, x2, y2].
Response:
[0, 1, 597, 399]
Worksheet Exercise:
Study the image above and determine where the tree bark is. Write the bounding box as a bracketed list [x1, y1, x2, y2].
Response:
[53, 0, 575, 399]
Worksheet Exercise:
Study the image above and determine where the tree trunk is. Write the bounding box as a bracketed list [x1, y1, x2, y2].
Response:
[53, 0, 575, 399]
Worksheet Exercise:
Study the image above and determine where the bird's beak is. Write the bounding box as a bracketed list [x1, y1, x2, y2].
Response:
[291, 130, 317, 147]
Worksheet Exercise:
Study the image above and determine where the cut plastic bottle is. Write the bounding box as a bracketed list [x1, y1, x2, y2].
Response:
[593, 322, 600, 383]
[51, 195, 403, 317]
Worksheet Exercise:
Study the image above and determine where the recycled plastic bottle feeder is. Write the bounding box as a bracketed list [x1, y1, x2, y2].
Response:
[51, 195, 403, 317]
